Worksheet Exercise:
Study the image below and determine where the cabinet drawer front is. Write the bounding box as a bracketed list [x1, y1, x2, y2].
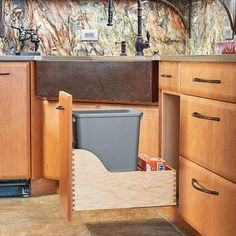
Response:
[181, 62, 236, 103]
[159, 62, 180, 92]
[180, 95, 236, 183]
[179, 157, 236, 236]
[0, 62, 30, 179]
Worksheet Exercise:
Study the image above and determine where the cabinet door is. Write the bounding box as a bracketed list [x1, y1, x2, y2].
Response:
[179, 156, 236, 236]
[58, 91, 73, 221]
[0, 62, 30, 179]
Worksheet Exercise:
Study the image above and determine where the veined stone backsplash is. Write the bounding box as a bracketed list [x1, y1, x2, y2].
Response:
[0, 0, 235, 56]
[189, 0, 235, 55]
[0, 0, 187, 56]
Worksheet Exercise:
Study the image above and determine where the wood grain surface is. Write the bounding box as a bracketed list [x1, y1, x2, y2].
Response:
[30, 61, 44, 179]
[0, 62, 30, 179]
[73, 149, 176, 212]
[159, 62, 181, 92]
[179, 156, 236, 236]
[181, 62, 236, 103]
[58, 91, 73, 221]
[180, 94, 236, 183]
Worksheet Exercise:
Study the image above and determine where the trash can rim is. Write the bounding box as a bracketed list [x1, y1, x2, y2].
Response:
[72, 109, 143, 118]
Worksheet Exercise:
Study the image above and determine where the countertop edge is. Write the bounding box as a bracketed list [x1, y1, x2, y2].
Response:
[0, 55, 236, 62]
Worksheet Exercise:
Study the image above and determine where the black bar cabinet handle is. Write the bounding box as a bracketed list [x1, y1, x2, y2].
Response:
[192, 112, 220, 122]
[192, 178, 219, 195]
[0, 73, 10, 76]
[193, 78, 221, 84]
[161, 74, 172, 78]
[56, 106, 64, 110]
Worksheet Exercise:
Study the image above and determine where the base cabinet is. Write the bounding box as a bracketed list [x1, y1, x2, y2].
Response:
[0, 62, 30, 179]
[179, 156, 236, 236]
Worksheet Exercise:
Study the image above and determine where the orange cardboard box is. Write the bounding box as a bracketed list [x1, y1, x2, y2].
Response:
[138, 154, 166, 171]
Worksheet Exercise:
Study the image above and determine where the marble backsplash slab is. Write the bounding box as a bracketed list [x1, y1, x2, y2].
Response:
[188, 0, 235, 55]
[0, 0, 187, 56]
[0, 0, 235, 56]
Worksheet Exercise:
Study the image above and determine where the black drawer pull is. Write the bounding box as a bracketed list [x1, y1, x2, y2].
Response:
[192, 112, 220, 122]
[56, 106, 65, 110]
[193, 78, 221, 84]
[161, 74, 172, 78]
[0, 73, 10, 76]
[192, 178, 219, 195]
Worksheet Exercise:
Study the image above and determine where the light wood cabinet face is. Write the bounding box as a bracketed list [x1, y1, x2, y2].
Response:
[159, 62, 180, 92]
[179, 156, 236, 236]
[0, 62, 30, 179]
[180, 95, 236, 183]
[181, 62, 236, 103]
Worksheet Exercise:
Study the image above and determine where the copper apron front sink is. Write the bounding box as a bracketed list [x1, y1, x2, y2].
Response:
[36, 60, 158, 103]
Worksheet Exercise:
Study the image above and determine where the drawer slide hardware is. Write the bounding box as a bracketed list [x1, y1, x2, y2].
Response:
[193, 78, 221, 84]
[192, 112, 220, 122]
[0, 73, 10, 76]
[192, 178, 219, 195]
[161, 74, 172, 78]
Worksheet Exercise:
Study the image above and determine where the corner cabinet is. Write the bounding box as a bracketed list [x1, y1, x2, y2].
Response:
[0, 62, 30, 179]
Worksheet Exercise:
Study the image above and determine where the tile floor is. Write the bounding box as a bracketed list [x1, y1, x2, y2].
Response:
[0, 195, 185, 236]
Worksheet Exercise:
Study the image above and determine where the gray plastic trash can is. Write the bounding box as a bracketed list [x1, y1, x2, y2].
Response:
[72, 109, 143, 172]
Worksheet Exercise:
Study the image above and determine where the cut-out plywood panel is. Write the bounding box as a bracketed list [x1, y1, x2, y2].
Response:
[73, 149, 176, 211]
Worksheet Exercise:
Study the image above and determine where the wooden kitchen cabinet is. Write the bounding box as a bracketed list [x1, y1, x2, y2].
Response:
[180, 94, 236, 183]
[0, 62, 30, 179]
[179, 156, 236, 236]
[159, 59, 236, 236]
